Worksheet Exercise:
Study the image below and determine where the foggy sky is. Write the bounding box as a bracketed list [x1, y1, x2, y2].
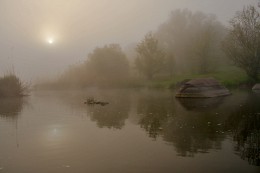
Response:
[0, 0, 258, 81]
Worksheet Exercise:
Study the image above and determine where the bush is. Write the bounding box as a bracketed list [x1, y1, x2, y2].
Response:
[0, 74, 26, 97]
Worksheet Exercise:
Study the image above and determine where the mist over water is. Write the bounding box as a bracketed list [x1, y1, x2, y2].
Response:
[0, 1, 260, 172]
[0, 89, 259, 173]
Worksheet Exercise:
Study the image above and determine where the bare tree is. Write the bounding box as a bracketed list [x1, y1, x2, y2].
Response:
[223, 6, 260, 81]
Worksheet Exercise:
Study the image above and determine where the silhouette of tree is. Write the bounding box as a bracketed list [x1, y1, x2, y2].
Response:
[86, 44, 130, 86]
[156, 9, 225, 74]
[135, 33, 165, 80]
[223, 6, 260, 81]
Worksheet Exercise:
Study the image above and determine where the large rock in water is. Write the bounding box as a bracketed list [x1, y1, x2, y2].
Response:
[252, 84, 260, 93]
[252, 84, 260, 90]
[175, 78, 231, 98]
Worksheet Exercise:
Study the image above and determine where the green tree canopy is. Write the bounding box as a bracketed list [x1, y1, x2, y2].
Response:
[223, 6, 260, 81]
[135, 33, 165, 80]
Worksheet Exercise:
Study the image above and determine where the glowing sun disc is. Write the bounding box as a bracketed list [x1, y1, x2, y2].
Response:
[47, 38, 54, 44]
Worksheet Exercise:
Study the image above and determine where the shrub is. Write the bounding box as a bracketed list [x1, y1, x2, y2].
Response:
[0, 74, 26, 97]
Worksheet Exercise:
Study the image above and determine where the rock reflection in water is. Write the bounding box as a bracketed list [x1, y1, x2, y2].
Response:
[0, 98, 24, 120]
[176, 97, 225, 111]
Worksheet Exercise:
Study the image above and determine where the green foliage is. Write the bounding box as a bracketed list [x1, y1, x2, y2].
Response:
[170, 66, 248, 87]
[145, 66, 249, 89]
[0, 74, 25, 97]
[222, 5, 260, 81]
[135, 33, 165, 80]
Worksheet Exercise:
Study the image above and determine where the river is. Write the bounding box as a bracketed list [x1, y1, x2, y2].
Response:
[0, 88, 259, 173]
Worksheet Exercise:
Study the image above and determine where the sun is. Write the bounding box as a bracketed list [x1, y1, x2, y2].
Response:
[47, 38, 54, 44]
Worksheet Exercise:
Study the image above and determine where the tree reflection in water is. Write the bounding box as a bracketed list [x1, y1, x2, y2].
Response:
[87, 103, 129, 129]
[162, 112, 224, 157]
[225, 92, 260, 166]
[137, 92, 225, 156]
[0, 98, 24, 120]
[137, 93, 172, 138]
[56, 89, 131, 130]
[60, 89, 260, 164]
[86, 90, 130, 129]
[137, 90, 260, 160]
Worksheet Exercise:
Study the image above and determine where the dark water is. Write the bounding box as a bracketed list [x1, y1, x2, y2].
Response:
[0, 89, 259, 173]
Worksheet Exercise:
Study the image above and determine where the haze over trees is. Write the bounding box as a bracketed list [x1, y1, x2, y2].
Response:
[135, 33, 166, 80]
[53, 44, 130, 88]
[86, 44, 130, 85]
[222, 5, 260, 81]
[156, 9, 226, 74]
[38, 5, 260, 89]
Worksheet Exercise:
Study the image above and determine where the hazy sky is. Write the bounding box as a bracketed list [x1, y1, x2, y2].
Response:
[0, 0, 258, 81]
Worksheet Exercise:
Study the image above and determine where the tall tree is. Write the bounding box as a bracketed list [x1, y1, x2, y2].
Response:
[135, 33, 165, 80]
[223, 6, 260, 81]
[156, 9, 225, 74]
[86, 44, 130, 85]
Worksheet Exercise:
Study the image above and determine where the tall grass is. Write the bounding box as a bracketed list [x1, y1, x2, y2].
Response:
[0, 74, 27, 97]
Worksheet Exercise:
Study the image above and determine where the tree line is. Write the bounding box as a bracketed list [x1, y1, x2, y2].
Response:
[43, 5, 260, 89]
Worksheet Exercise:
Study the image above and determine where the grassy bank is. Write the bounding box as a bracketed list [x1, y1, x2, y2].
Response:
[146, 66, 252, 89]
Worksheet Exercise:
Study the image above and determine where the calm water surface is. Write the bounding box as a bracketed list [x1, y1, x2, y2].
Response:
[0, 89, 259, 173]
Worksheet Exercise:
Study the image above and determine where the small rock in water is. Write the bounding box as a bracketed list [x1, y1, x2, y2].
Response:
[62, 165, 71, 168]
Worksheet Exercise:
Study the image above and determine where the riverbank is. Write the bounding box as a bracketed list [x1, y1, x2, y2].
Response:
[35, 66, 258, 90]
[145, 67, 254, 89]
